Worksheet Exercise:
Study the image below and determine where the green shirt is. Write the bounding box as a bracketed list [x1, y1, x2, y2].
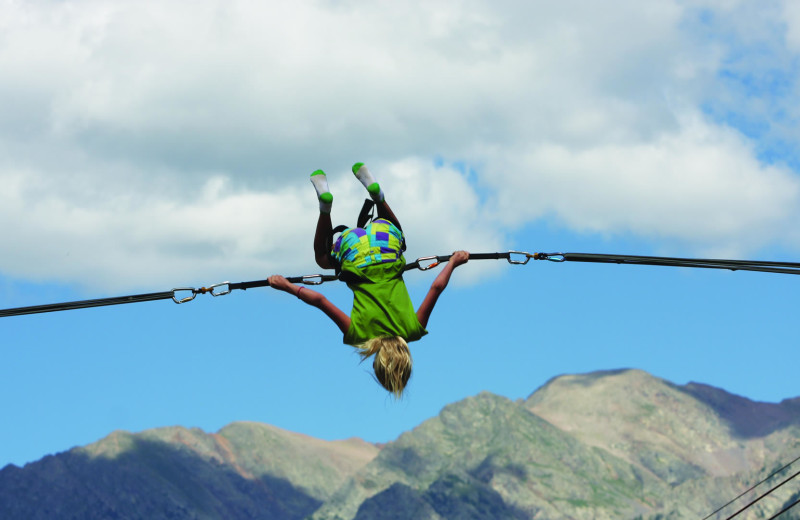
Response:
[341, 256, 428, 346]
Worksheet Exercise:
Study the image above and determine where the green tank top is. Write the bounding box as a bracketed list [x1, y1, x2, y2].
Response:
[341, 257, 428, 346]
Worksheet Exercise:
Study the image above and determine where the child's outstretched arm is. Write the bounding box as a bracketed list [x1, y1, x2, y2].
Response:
[268, 275, 351, 334]
[415, 251, 469, 329]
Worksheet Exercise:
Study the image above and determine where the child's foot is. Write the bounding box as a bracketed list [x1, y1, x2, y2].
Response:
[310, 169, 333, 213]
[352, 162, 384, 202]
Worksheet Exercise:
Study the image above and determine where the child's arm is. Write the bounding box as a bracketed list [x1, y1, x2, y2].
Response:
[415, 251, 469, 329]
[268, 275, 351, 334]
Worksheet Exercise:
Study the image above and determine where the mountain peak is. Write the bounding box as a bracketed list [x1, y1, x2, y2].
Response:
[525, 369, 798, 480]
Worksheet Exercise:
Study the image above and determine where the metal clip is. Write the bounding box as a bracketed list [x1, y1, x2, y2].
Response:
[208, 282, 231, 297]
[301, 274, 325, 285]
[507, 251, 533, 265]
[172, 288, 197, 304]
[542, 253, 566, 262]
[415, 256, 441, 271]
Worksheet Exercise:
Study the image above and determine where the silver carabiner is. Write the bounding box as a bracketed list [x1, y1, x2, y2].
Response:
[507, 251, 533, 265]
[415, 256, 441, 271]
[302, 274, 325, 285]
[172, 288, 197, 304]
[208, 282, 231, 297]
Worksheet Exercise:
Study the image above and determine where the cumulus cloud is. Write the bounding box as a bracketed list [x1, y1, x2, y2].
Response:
[0, 168, 309, 290]
[0, 0, 798, 291]
[483, 111, 800, 256]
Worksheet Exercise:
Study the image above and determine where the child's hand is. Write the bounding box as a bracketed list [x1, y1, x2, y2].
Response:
[450, 250, 469, 267]
[268, 275, 293, 292]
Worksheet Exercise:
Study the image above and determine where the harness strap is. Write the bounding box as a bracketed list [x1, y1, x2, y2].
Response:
[356, 199, 376, 228]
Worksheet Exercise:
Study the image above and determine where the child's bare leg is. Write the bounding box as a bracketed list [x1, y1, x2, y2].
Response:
[314, 212, 333, 269]
[376, 200, 402, 230]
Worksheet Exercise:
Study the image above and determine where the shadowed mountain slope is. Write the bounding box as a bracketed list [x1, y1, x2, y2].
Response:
[0, 423, 378, 520]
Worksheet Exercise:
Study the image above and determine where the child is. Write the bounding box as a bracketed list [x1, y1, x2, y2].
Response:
[268, 163, 469, 397]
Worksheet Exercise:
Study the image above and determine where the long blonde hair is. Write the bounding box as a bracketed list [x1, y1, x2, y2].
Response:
[358, 336, 412, 398]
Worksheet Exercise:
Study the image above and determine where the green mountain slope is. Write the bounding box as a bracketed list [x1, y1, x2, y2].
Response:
[312, 391, 661, 520]
[0, 369, 797, 520]
[312, 369, 800, 520]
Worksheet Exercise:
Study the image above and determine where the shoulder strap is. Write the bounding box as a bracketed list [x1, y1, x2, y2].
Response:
[326, 224, 349, 277]
[356, 199, 376, 228]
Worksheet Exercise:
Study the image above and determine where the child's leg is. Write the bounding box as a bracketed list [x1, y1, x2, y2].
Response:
[376, 200, 402, 231]
[314, 212, 334, 269]
[352, 162, 402, 229]
[311, 170, 334, 268]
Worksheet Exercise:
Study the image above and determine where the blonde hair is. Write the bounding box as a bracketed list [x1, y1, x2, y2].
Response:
[358, 336, 412, 398]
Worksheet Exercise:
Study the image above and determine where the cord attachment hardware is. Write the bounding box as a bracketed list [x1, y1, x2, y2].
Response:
[534, 252, 565, 262]
[301, 274, 325, 285]
[507, 251, 534, 265]
[415, 256, 443, 271]
[172, 288, 198, 304]
[209, 282, 231, 297]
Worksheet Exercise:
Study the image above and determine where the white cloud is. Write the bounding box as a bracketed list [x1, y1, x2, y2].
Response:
[0, 0, 798, 291]
[0, 167, 310, 290]
[483, 111, 800, 256]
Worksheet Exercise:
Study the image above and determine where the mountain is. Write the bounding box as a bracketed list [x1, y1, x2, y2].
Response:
[0, 422, 378, 520]
[526, 369, 800, 480]
[1, 369, 798, 520]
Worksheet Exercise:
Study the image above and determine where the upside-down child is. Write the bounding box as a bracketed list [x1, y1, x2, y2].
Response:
[268, 163, 469, 397]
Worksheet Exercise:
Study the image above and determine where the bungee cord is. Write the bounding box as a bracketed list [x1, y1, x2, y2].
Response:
[2, 249, 800, 318]
[542, 252, 800, 276]
[0, 275, 337, 317]
[0, 251, 532, 317]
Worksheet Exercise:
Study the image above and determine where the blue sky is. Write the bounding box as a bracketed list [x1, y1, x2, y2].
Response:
[2, 0, 800, 468]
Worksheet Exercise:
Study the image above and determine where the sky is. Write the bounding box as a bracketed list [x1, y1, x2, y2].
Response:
[2, 0, 800, 468]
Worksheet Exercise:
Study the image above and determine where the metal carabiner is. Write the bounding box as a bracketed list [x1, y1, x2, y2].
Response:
[301, 274, 325, 285]
[172, 288, 198, 304]
[208, 282, 231, 297]
[507, 251, 533, 265]
[415, 256, 442, 271]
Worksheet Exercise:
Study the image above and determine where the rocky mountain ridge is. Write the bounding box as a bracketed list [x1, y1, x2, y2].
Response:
[1, 369, 798, 519]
